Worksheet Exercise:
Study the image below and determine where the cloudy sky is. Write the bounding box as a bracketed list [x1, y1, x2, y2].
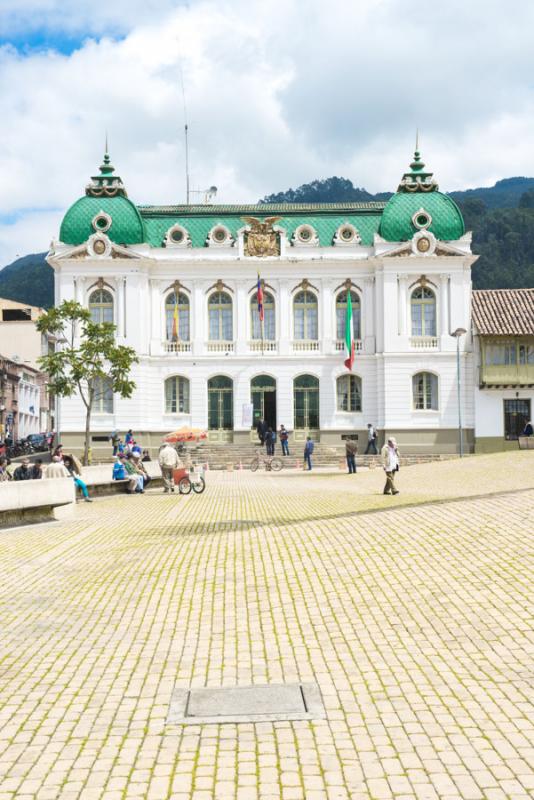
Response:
[0, 0, 533, 266]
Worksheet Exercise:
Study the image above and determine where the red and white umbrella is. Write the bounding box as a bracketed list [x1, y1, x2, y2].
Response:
[164, 427, 208, 444]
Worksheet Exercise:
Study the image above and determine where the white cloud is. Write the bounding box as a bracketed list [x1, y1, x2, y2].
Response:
[1, 0, 534, 265]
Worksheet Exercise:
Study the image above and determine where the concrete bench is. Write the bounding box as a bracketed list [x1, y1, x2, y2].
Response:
[76, 462, 163, 497]
[0, 478, 76, 527]
[518, 436, 534, 450]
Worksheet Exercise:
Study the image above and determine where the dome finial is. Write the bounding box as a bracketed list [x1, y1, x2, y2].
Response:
[85, 140, 128, 198]
[397, 135, 438, 193]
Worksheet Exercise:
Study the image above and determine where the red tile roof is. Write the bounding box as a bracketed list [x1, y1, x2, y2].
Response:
[472, 289, 534, 335]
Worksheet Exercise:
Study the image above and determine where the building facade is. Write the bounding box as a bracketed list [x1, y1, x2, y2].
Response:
[49, 147, 480, 456]
[472, 289, 534, 450]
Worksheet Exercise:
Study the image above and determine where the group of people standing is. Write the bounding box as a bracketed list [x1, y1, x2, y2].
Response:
[256, 421, 290, 456]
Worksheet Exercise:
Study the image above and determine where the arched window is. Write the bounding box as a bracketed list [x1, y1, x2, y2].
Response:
[337, 374, 362, 412]
[93, 376, 113, 413]
[412, 372, 438, 410]
[251, 291, 275, 341]
[208, 291, 233, 341]
[293, 291, 318, 340]
[165, 376, 190, 414]
[89, 288, 113, 324]
[411, 286, 436, 337]
[165, 292, 190, 342]
[336, 290, 361, 341]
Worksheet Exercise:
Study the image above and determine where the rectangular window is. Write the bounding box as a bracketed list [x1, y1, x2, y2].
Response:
[411, 305, 422, 337]
[93, 377, 113, 414]
[504, 399, 530, 440]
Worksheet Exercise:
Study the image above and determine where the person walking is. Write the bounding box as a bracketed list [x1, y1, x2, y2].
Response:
[364, 423, 378, 455]
[13, 457, 33, 481]
[63, 454, 93, 502]
[345, 439, 358, 474]
[158, 442, 180, 493]
[279, 425, 290, 456]
[304, 436, 314, 471]
[381, 436, 400, 495]
[265, 428, 276, 456]
[125, 429, 134, 446]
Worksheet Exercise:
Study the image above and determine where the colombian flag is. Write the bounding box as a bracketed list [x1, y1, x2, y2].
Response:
[172, 294, 179, 341]
[257, 275, 264, 322]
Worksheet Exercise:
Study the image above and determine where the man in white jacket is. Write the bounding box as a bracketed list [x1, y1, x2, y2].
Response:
[158, 443, 181, 493]
[381, 437, 400, 495]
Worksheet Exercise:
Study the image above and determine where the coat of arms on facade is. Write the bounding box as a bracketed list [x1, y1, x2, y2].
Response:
[242, 217, 281, 257]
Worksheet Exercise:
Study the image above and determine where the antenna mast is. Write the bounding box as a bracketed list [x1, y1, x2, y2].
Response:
[184, 123, 190, 205]
[178, 48, 190, 205]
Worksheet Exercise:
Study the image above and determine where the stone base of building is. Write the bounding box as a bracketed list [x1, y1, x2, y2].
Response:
[57, 427, 475, 461]
[474, 437, 522, 453]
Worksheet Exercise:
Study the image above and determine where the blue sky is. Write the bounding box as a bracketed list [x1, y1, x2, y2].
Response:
[1, 0, 534, 268]
[0, 31, 101, 56]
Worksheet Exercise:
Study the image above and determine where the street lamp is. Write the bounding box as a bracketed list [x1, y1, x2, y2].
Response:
[451, 327, 467, 457]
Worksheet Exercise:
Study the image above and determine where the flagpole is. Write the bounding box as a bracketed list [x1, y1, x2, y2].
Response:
[261, 315, 265, 357]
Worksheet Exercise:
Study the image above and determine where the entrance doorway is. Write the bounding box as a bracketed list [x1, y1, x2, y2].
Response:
[293, 374, 319, 441]
[251, 375, 276, 431]
[504, 398, 531, 440]
[208, 375, 233, 442]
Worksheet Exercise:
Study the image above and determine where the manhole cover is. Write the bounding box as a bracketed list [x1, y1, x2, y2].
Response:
[167, 683, 326, 725]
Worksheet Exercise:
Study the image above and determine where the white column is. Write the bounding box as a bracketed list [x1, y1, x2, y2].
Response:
[235, 283, 247, 355]
[362, 276, 375, 352]
[192, 284, 205, 357]
[398, 275, 408, 336]
[116, 276, 125, 341]
[279, 280, 291, 355]
[150, 280, 162, 355]
[440, 273, 449, 338]
[321, 279, 333, 355]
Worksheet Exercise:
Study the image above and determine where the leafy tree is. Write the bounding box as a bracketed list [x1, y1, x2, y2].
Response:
[36, 300, 138, 465]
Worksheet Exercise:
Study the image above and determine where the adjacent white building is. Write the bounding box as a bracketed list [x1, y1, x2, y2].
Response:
[48, 146, 529, 457]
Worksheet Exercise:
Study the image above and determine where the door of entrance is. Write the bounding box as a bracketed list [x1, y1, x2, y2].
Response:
[504, 398, 531, 440]
[251, 375, 276, 436]
[293, 374, 319, 441]
[208, 375, 233, 442]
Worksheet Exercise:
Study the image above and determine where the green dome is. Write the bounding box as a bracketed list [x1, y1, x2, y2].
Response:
[379, 191, 465, 242]
[60, 195, 146, 246]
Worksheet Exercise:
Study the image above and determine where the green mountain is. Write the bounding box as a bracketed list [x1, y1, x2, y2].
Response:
[3, 175, 534, 306]
[0, 252, 53, 308]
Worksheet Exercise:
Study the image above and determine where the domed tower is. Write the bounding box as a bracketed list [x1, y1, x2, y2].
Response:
[379, 145, 465, 246]
[59, 148, 146, 247]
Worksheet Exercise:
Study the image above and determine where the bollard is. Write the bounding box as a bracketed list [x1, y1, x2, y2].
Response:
[239, 460, 243, 471]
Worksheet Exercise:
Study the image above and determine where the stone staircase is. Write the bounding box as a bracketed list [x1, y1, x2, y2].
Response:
[182, 443, 458, 471]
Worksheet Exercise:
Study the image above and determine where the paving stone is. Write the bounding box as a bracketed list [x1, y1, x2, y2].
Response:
[0, 457, 533, 799]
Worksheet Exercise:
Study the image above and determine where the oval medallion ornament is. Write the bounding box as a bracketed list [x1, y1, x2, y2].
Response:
[417, 236, 430, 252]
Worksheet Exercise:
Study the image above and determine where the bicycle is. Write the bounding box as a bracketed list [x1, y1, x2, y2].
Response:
[249, 454, 283, 472]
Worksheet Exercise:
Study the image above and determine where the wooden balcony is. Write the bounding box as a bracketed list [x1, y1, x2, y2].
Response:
[480, 364, 534, 387]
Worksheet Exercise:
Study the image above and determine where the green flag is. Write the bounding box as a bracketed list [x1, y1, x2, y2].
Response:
[344, 291, 355, 371]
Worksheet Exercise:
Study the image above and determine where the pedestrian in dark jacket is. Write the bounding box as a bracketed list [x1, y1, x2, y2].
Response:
[304, 437, 314, 471]
[345, 440, 357, 474]
[13, 458, 33, 481]
[279, 425, 290, 456]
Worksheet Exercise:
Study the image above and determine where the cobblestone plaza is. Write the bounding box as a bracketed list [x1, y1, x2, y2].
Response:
[0, 453, 533, 799]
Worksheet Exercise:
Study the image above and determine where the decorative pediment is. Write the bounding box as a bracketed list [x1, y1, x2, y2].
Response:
[52, 237, 143, 261]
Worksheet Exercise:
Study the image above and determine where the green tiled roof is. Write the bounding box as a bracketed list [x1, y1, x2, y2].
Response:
[140, 206, 384, 248]
[60, 196, 145, 246]
[379, 192, 465, 242]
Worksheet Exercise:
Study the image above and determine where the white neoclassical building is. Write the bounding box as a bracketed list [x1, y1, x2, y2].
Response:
[49, 146, 484, 456]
